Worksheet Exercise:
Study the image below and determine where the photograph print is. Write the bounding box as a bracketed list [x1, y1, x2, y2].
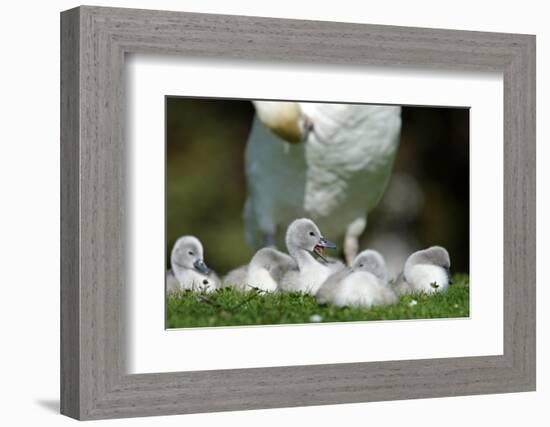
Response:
[165, 98, 469, 328]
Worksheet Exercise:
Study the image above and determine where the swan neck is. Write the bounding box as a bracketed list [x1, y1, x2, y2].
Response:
[289, 247, 317, 269]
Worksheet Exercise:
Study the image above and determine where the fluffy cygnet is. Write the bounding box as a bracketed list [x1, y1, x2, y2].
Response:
[394, 246, 452, 295]
[317, 249, 398, 307]
[169, 236, 218, 293]
[222, 247, 295, 292]
[279, 218, 340, 295]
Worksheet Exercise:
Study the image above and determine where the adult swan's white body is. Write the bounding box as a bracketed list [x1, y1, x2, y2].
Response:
[244, 101, 402, 264]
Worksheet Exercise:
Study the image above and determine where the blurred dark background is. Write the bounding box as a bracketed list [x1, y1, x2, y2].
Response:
[166, 97, 469, 277]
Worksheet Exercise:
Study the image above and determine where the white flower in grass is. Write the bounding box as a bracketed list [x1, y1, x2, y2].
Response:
[408, 299, 418, 307]
[309, 314, 323, 323]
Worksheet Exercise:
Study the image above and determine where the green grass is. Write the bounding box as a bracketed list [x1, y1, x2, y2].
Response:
[166, 274, 469, 328]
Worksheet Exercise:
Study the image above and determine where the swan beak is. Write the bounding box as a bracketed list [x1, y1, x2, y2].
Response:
[313, 237, 336, 261]
[253, 101, 311, 144]
[193, 259, 210, 274]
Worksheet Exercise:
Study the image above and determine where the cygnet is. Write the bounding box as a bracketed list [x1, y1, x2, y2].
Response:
[317, 249, 398, 307]
[168, 236, 219, 293]
[394, 246, 452, 295]
[279, 218, 339, 295]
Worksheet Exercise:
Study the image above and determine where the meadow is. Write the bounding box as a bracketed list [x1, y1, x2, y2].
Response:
[166, 274, 469, 329]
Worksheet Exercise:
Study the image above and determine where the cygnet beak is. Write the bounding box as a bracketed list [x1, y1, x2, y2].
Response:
[193, 259, 210, 274]
[313, 237, 336, 262]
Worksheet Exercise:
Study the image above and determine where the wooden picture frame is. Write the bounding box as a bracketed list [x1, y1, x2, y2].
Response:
[60, 5, 536, 420]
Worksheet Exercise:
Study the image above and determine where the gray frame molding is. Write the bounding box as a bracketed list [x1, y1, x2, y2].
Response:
[60, 5, 536, 420]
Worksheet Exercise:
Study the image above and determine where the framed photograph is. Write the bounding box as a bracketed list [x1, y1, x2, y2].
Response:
[162, 97, 470, 330]
[61, 6, 536, 420]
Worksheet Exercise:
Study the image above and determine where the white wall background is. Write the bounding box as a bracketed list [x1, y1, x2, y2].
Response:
[0, 0, 546, 425]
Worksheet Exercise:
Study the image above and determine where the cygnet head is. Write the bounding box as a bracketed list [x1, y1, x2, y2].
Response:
[405, 246, 451, 279]
[171, 236, 210, 274]
[351, 249, 388, 284]
[285, 218, 336, 262]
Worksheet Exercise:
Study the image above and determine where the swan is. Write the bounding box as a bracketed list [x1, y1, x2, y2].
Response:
[222, 247, 295, 292]
[279, 218, 342, 294]
[244, 101, 401, 264]
[167, 235, 219, 293]
[394, 246, 452, 295]
[317, 249, 398, 307]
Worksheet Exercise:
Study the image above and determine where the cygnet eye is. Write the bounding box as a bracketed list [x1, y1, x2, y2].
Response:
[359, 264, 364, 268]
[202, 279, 208, 285]
[188, 251, 194, 256]
[309, 231, 315, 236]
